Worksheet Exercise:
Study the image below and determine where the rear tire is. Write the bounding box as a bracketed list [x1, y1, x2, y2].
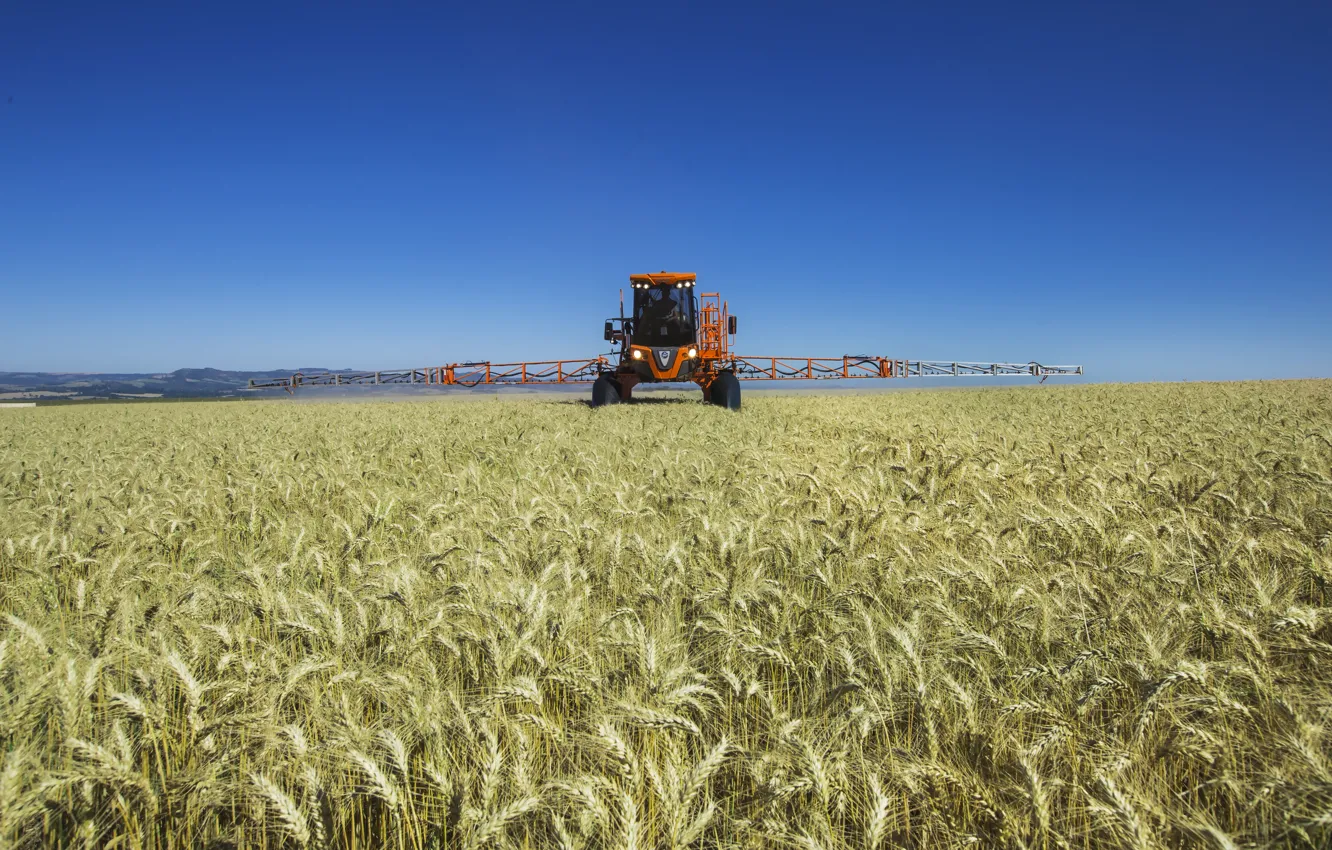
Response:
[591, 375, 622, 407]
[709, 371, 741, 411]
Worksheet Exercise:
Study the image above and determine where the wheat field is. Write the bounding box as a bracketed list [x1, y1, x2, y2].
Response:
[1, 382, 1330, 849]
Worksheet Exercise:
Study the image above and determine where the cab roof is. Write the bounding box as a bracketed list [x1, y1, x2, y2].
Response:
[629, 271, 697, 285]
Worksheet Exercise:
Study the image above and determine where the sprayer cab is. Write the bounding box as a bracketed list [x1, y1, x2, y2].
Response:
[629, 274, 697, 347]
[610, 272, 701, 383]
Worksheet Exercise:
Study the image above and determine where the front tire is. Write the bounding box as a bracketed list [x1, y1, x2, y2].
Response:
[591, 375, 622, 407]
[708, 371, 741, 411]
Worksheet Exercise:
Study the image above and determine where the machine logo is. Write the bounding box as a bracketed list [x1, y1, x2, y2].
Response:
[657, 350, 672, 367]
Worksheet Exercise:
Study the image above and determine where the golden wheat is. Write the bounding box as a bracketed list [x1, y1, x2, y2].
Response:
[0, 381, 1330, 848]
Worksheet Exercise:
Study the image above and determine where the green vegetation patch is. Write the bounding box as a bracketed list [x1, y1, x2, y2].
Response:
[1, 382, 1330, 848]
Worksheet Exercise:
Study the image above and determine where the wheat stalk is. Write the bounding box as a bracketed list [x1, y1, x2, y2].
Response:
[251, 773, 311, 846]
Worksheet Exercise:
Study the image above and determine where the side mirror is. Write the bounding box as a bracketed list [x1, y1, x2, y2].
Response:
[728, 315, 737, 335]
[604, 321, 614, 341]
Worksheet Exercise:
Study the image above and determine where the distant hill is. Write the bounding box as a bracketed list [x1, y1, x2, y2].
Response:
[0, 368, 344, 399]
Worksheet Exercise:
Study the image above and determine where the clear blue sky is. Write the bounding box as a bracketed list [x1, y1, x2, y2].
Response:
[2, 2, 1329, 381]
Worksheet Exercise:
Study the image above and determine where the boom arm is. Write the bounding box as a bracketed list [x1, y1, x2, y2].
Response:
[247, 358, 611, 391]
[725, 356, 1082, 380]
[248, 355, 1080, 391]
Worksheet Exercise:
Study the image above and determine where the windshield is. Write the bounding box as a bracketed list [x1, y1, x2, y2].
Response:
[632, 287, 695, 347]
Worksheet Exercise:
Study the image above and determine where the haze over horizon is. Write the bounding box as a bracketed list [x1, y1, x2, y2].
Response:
[2, 2, 1329, 383]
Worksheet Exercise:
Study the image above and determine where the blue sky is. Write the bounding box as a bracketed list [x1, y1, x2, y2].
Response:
[2, 2, 1329, 381]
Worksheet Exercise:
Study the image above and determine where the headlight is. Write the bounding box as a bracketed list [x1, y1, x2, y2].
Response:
[687, 347, 698, 358]
[632, 349, 643, 360]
